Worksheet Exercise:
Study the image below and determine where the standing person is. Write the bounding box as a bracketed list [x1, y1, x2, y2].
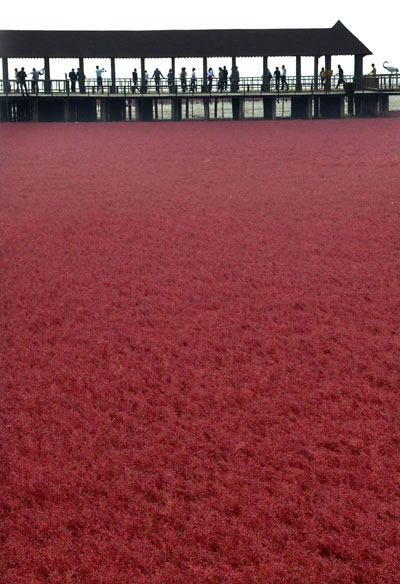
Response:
[190, 68, 197, 92]
[320, 67, 325, 89]
[274, 66, 281, 90]
[132, 68, 138, 92]
[217, 67, 224, 91]
[152, 68, 164, 92]
[143, 70, 149, 92]
[222, 66, 228, 90]
[207, 67, 214, 91]
[14, 68, 20, 93]
[17, 68, 28, 96]
[68, 68, 77, 92]
[336, 65, 344, 89]
[180, 67, 187, 93]
[167, 68, 174, 92]
[30, 68, 44, 94]
[281, 65, 289, 90]
[370, 63, 377, 76]
[77, 68, 85, 93]
[95, 66, 106, 90]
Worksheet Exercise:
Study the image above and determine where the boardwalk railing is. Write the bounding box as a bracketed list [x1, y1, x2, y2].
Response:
[1, 74, 399, 96]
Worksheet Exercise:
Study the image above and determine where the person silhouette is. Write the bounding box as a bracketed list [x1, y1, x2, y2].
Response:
[281, 65, 289, 90]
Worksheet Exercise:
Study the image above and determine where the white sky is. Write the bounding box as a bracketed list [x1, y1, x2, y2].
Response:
[2, 1, 399, 80]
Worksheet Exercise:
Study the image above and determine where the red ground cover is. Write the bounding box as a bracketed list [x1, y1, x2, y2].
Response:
[1, 120, 400, 584]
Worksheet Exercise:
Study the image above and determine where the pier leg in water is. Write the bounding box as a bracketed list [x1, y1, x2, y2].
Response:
[263, 97, 276, 120]
[204, 98, 210, 120]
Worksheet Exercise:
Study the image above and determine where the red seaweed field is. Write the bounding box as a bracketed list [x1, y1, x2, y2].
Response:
[1, 119, 400, 583]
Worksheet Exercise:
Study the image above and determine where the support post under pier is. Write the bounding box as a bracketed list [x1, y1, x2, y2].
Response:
[232, 97, 244, 120]
[291, 96, 311, 119]
[136, 98, 153, 121]
[171, 97, 182, 120]
[204, 97, 210, 120]
[263, 97, 276, 119]
[355, 94, 379, 117]
[319, 95, 344, 118]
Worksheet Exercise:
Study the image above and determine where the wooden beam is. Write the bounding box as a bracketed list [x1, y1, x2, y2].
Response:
[354, 55, 364, 89]
[78, 57, 85, 93]
[141, 57, 146, 92]
[44, 57, 51, 93]
[2, 57, 10, 93]
[296, 56, 302, 91]
[262, 56, 268, 77]
[262, 56, 270, 91]
[203, 57, 207, 92]
[314, 56, 319, 91]
[324, 55, 332, 91]
[110, 57, 116, 93]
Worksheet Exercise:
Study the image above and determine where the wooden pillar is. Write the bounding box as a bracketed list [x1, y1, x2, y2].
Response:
[78, 57, 85, 93]
[29, 98, 37, 122]
[346, 95, 353, 116]
[171, 97, 182, 120]
[171, 57, 175, 91]
[296, 56, 302, 91]
[203, 57, 207, 92]
[379, 94, 389, 114]
[262, 56, 270, 91]
[44, 57, 51, 93]
[262, 56, 268, 77]
[2, 57, 9, 80]
[325, 55, 332, 91]
[314, 56, 319, 91]
[231, 57, 239, 92]
[2, 57, 10, 93]
[232, 97, 244, 120]
[292, 96, 312, 119]
[203, 97, 209, 119]
[0, 98, 9, 122]
[313, 96, 319, 119]
[101, 99, 107, 121]
[141, 57, 146, 92]
[110, 57, 116, 93]
[263, 97, 276, 119]
[354, 55, 363, 90]
[64, 99, 72, 122]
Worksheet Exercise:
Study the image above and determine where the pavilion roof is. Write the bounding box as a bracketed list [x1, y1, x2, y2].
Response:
[0, 21, 372, 59]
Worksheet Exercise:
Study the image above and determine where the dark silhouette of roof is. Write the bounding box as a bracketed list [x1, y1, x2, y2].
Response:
[0, 22, 371, 59]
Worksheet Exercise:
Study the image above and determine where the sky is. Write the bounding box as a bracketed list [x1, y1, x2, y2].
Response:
[2, 1, 399, 80]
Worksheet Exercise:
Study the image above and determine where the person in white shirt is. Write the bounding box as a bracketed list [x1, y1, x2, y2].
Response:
[190, 68, 197, 92]
[29, 68, 44, 94]
[95, 66, 106, 90]
[143, 70, 149, 92]
[281, 65, 289, 90]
